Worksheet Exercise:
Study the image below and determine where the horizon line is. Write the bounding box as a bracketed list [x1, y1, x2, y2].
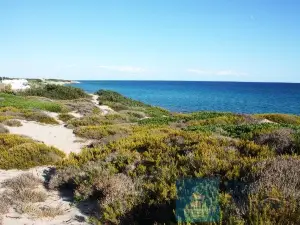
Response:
[73, 79, 300, 84]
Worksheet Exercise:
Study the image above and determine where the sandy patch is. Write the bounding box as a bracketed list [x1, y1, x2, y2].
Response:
[258, 118, 276, 124]
[0, 167, 88, 225]
[69, 111, 82, 118]
[90, 94, 114, 115]
[5, 120, 89, 154]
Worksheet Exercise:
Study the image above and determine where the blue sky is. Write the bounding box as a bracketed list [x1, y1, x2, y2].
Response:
[0, 0, 300, 82]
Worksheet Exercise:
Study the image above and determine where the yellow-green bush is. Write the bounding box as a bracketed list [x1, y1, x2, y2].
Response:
[22, 111, 59, 124]
[0, 116, 13, 122]
[58, 113, 75, 122]
[255, 113, 300, 125]
[68, 115, 112, 127]
[0, 107, 59, 125]
[0, 134, 65, 169]
[187, 114, 248, 126]
[74, 124, 132, 139]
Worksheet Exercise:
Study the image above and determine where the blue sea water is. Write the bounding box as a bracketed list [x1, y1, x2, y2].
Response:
[69, 81, 300, 115]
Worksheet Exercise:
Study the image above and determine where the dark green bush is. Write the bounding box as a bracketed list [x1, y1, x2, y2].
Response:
[21, 84, 89, 100]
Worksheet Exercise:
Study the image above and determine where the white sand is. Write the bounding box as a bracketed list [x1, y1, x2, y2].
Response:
[69, 111, 82, 118]
[258, 118, 276, 124]
[5, 120, 88, 154]
[90, 94, 115, 115]
[0, 167, 88, 225]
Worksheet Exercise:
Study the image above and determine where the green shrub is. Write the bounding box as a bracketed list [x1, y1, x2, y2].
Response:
[183, 111, 234, 121]
[187, 114, 247, 126]
[58, 113, 75, 122]
[120, 110, 146, 119]
[0, 134, 65, 169]
[294, 131, 300, 155]
[2, 119, 22, 127]
[186, 123, 294, 140]
[20, 84, 89, 100]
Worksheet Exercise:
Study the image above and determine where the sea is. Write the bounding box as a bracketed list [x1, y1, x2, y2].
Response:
[69, 81, 300, 115]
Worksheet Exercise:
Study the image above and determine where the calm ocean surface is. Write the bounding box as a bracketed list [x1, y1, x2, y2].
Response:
[69, 81, 300, 114]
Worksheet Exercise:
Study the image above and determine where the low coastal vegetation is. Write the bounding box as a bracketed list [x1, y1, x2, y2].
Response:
[58, 113, 75, 122]
[0, 134, 65, 169]
[96, 90, 170, 117]
[1, 85, 300, 224]
[0, 107, 59, 124]
[53, 90, 300, 224]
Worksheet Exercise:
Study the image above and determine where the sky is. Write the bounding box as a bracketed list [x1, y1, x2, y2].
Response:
[0, 0, 300, 82]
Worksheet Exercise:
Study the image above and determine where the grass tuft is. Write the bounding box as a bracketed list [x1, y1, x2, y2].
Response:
[2, 119, 22, 127]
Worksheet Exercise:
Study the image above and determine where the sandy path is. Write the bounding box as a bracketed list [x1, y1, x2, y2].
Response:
[90, 94, 114, 115]
[5, 120, 88, 154]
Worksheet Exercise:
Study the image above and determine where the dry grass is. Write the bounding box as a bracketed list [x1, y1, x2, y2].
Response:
[16, 204, 65, 218]
[246, 157, 300, 200]
[0, 173, 48, 217]
[61, 99, 95, 116]
[2, 173, 41, 190]
[254, 128, 294, 154]
[0, 195, 11, 215]
[9, 189, 47, 204]
[2, 119, 22, 127]
[94, 173, 137, 206]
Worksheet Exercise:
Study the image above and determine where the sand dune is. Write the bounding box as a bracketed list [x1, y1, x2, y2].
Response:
[5, 120, 89, 154]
